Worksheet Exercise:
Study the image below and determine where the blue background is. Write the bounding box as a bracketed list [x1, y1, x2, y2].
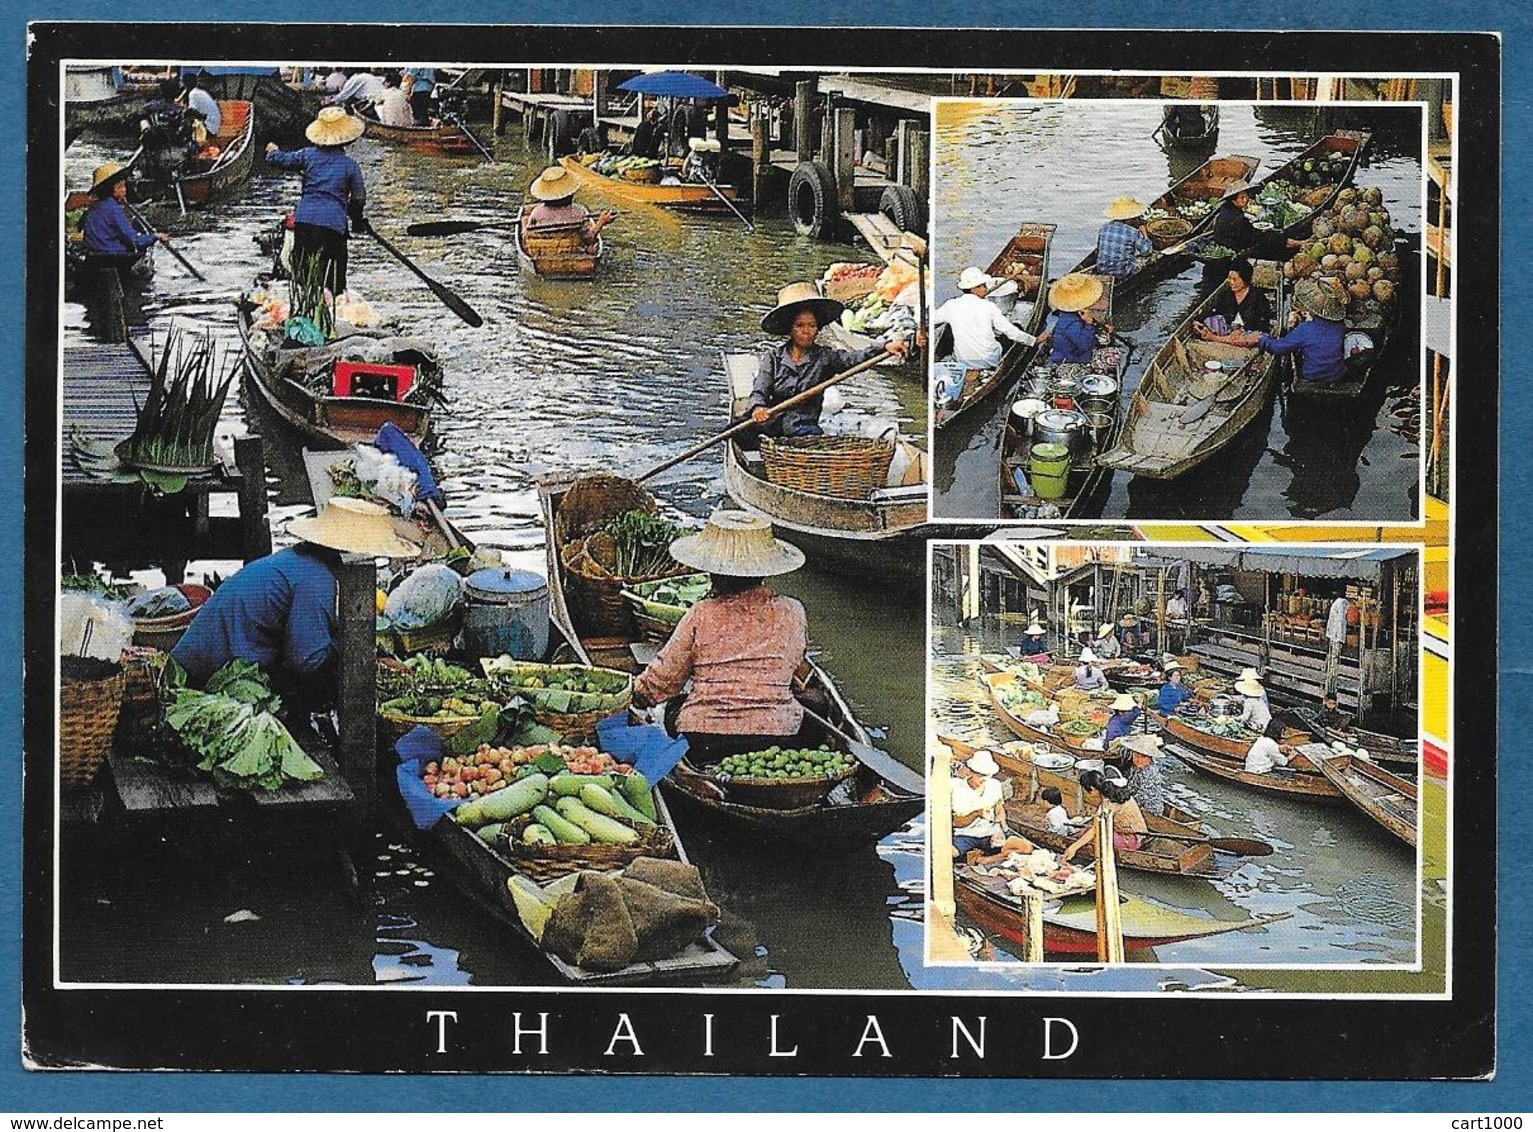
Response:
[5, 1, 1524, 1113]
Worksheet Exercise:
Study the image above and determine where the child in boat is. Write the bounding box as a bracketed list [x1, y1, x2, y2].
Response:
[1041, 786, 1073, 835]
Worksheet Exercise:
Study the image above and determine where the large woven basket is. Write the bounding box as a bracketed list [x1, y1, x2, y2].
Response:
[131, 583, 213, 651]
[700, 760, 858, 810]
[60, 655, 125, 789]
[1145, 216, 1193, 249]
[492, 822, 675, 882]
[620, 165, 662, 184]
[557, 475, 685, 639]
[759, 435, 895, 500]
[620, 573, 710, 643]
[557, 475, 656, 541]
[482, 659, 633, 744]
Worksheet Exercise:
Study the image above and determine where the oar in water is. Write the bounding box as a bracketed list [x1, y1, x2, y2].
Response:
[363, 227, 484, 327]
[1142, 829, 1275, 857]
[405, 219, 520, 237]
[696, 170, 753, 232]
[633, 349, 894, 484]
[122, 202, 206, 282]
[452, 119, 496, 162]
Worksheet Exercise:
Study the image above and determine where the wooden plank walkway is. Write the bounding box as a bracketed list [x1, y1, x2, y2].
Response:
[107, 743, 354, 820]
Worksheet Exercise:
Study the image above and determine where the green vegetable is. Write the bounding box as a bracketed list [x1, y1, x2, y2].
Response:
[532, 803, 591, 845]
[476, 822, 506, 844]
[616, 770, 657, 821]
[162, 662, 321, 792]
[452, 773, 549, 827]
[603, 509, 685, 578]
[521, 823, 557, 846]
[117, 326, 236, 473]
[579, 782, 655, 827]
[549, 772, 616, 797]
[553, 797, 639, 845]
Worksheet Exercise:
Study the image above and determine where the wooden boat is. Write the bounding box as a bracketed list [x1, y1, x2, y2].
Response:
[1284, 303, 1397, 403]
[513, 204, 603, 280]
[1251, 130, 1372, 239]
[536, 472, 925, 847]
[933, 222, 1055, 430]
[1300, 743, 1417, 847]
[1160, 105, 1219, 150]
[236, 288, 440, 450]
[559, 154, 744, 214]
[1150, 710, 1343, 802]
[138, 101, 258, 208]
[998, 322, 1129, 518]
[1071, 153, 1261, 290]
[425, 788, 739, 985]
[954, 871, 1287, 957]
[1291, 708, 1418, 769]
[357, 109, 484, 157]
[1002, 798, 1241, 881]
[719, 351, 929, 577]
[982, 671, 1117, 753]
[1097, 267, 1282, 481]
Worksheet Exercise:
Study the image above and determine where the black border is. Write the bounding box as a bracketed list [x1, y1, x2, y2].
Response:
[24, 23, 1499, 1079]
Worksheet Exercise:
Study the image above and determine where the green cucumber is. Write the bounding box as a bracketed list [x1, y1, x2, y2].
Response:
[615, 770, 657, 821]
[553, 797, 639, 845]
[580, 782, 655, 827]
[476, 822, 505, 845]
[452, 773, 549, 827]
[521, 823, 557, 846]
[532, 803, 591, 845]
[548, 772, 616, 797]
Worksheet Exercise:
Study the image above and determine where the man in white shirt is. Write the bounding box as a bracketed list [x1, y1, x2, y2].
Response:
[1244, 723, 1290, 775]
[932, 266, 1038, 369]
[1166, 591, 1189, 620]
[1236, 673, 1273, 734]
[332, 68, 386, 110]
[372, 72, 414, 127]
[1324, 595, 1350, 695]
[951, 750, 1034, 862]
[182, 72, 221, 138]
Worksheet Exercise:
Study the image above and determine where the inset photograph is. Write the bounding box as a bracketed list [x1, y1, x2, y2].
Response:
[928, 541, 1439, 972]
[929, 98, 1431, 523]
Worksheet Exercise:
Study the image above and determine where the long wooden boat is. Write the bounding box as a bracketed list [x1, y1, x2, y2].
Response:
[1097, 268, 1282, 481]
[1300, 743, 1417, 847]
[1252, 130, 1373, 239]
[720, 351, 929, 578]
[357, 109, 484, 157]
[1291, 707, 1418, 769]
[933, 222, 1055, 430]
[559, 154, 744, 214]
[1160, 105, 1219, 150]
[1071, 153, 1261, 290]
[138, 101, 258, 208]
[513, 204, 603, 280]
[1151, 710, 1343, 802]
[236, 288, 439, 450]
[981, 671, 1119, 753]
[954, 871, 1287, 957]
[997, 330, 1129, 518]
[536, 472, 925, 847]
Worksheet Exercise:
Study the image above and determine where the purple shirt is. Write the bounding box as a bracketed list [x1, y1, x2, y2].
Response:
[266, 146, 366, 234]
[1259, 316, 1347, 383]
[81, 197, 156, 257]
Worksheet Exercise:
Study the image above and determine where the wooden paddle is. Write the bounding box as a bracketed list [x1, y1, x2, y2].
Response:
[405, 219, 519, 237]
[633, 348, 895, 483]
[364, 227, 484, 327]
[696, 168, 754, 231]
[1143, 830, 1275, 857]
[122, 202, 206, 282]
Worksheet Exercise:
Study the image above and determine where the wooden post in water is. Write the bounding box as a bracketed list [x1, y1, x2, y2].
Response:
[492, 73, 505, 137]
[794, 81, 813, 163]
[233, 435, 272, 562]
[336, 554, 378, 827]
[833, 107, 857, 215]
[930, 736, 955, 919]
[907, 128, 930, 205]
[1024, 891, 1045, 963]
[1093, 807, 1124, 963]
[895, 119, 913, 188]
[751, 106, 769, 215]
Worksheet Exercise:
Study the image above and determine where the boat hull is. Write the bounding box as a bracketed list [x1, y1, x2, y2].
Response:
[559, 155, 743, 213]
[1305, 745, 1418, 846]
[140, 101, 257, 208]
[361, 113, 483, 156]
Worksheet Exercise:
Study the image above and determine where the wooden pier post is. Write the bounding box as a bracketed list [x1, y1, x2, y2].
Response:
[336, 555, 378, 827]
[492, 74, 505, 137]
[233, 435, 272, 562]
[907, 128, 930, 204]
[751, 106, 770, 214]
[1093, 808, 1125, 963]
[930, 736, 955, 919]
[833, 106, 857, 215]
[794, 80, 814, 162]
[1024, 891, 1045, 963]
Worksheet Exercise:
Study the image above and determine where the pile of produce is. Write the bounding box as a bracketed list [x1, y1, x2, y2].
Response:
[421, 743, 626, 801]
[996, 680, 1047, 714]
[117, 326, 235, 474]
[446, 762, 659, 851]
[587, 154, 660, 178]
[632, 574, 710, 614]
[838, 257, 921, 337]
[1196, 242, 1236, 262]
[1243, 180, 1313, 231]
[1281, 185, 1403, 322]
[379, 655, 497, 724]
[821, 261, 882, 295]
[564, 507, 688, 596]
[482, 658, 632, 716]
[161, 660, 325, 791]
[1288, 148, 1354, 191]
[711, 746, 855, 781]
[1186, 714, 1252, 739]
[1178, 198, 1217, 221]
[997, 252, 1043, 290]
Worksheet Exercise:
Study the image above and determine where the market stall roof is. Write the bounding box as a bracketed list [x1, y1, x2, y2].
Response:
[616, 71, 729, 99]
[1134, 546, 1415, 584]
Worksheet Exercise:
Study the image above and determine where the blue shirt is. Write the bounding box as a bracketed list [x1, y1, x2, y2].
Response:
[404, 68, 436, 93]
[266, 146, 367, 234]
[186, 87, 221, 136]
[81, 197, 157, 257]
[171, 547, 339, 686]
[1050, 311, 1096, 365]
[1105, 708, 1141, 743]
[1018, 636, 1049, 656]
[1158, 681, 1194, 714]
[1259, 317, 1347, 384]
[1096, 220, 1154, 278]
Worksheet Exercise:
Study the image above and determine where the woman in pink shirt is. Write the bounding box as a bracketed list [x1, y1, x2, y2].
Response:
[633, 512, 812, 764]
[524, 166, 617, 251]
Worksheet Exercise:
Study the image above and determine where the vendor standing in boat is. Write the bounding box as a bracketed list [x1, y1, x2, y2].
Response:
[1095, 196, 1156, 278]
[171, 498, 416, 702]
[80, 162, 168, 270]
[524, 166, 618, 252]
[1046, 272, 1108, 366]
[1198, 277, 1348, 385]
[747, 283, 910, 439]
[633, 513, 815, 764]
[264, 107, 370, 293]
[1074, 648, 1108, 691]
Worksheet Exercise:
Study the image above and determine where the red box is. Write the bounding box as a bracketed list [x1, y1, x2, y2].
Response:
[332, 361, 416, 402]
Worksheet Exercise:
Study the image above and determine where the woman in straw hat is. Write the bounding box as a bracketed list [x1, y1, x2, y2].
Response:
[1091, 620, 1122, 660]
[1234, 670, 1274, 735]
[264, 106, 372, 293]
[524, 166, 617, 252]
[1103, 692, 1143, 745]
[1018, 615, 1050, 658]
[1073, 647, 1108, 691]
[1095, 195, 1156, 278]
[1046, 272, 1107, 366]
[79, 161, 168, 269]
[171, 498, 416, 700]
[1116, 734, 1169, 818]
[1199, 275, 1349, 385]
[1156, 660, 1194, 715]
[745, 283, 910, 440]
[951, 748, 1036, 865]
[633, 512, 818, 763]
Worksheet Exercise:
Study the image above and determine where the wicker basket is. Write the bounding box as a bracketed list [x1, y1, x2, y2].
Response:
[620, 165, 662, 184]
[1145, 217, 1193, 249]
[557, 476, 685, 639]
[114, 647, 167, 745]
[60, 655, 126, 789]
[393, 609, 462, 657]
[131, 583, 213, 651]
[493, 822, 676, 882]
[482, 659, 633, 744]
[378, 707, 483, 741]
[557, 475, 656, 540]
[620, 573, 710, 643]
[692, 758, 858, 810]
[759, 435, 895, 500]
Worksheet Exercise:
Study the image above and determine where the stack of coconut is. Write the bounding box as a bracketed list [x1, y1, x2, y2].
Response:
[1282, 185, 1401, 323]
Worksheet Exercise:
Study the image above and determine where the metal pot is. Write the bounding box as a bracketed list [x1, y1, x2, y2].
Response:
[1079, 374, 1119, 400]
[1010, 398, 1049, 438]
[1032, 407, 1092, 467]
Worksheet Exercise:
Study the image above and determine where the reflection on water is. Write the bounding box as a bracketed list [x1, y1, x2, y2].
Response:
[932, 101, 1423, 522]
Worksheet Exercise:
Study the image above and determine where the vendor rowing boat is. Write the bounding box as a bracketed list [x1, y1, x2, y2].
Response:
[1150, 709, 1342, 802]
[137, 100, 258, 209]
[356, 109, 483, 157]
[558, 154, 744, 214]
[513, 203, 603, 280]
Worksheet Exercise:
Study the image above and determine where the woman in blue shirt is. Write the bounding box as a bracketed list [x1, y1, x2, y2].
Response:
[1046, 272, 1107, 366]
[265, 106, 370, 292]
[1197, 277, 1347, 384]
[1103, 693, 1142, 743]
[1157, 662, 1195, 715]
[80, 162, 165, 265]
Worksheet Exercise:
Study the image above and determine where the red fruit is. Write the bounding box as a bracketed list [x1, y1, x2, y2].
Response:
[453, 783, 469, 798]
[423, 774, 438, 788]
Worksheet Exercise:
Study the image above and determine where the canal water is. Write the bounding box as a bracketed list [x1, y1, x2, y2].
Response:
[929, 616, 1435, 977]
[931, 100, 1425, 523]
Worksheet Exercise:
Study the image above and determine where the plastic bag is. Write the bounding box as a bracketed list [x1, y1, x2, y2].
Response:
[58, 592, 135, 662]
[384, 564, 464, 631]
[350, 444, 418, 515]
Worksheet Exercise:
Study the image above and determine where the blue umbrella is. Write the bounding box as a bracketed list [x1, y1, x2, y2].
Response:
[615, 70, 728, 100]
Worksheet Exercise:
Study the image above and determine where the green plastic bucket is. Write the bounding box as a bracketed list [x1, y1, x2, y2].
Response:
[1029, 443, 1072, 500]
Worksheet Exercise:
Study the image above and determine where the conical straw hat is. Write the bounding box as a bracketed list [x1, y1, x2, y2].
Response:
[90, 162, 131, 195]
[1103, 196, 1147, 220]
[1078, 648, 1099, 664]
[306, 106, 365, 146]
[1049, 272, 1104, 313]
[529, 165, 580, 201]
[287, 497, 419, 557]
[667, 511, 805, 577]
[761, 282, 843, 335]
